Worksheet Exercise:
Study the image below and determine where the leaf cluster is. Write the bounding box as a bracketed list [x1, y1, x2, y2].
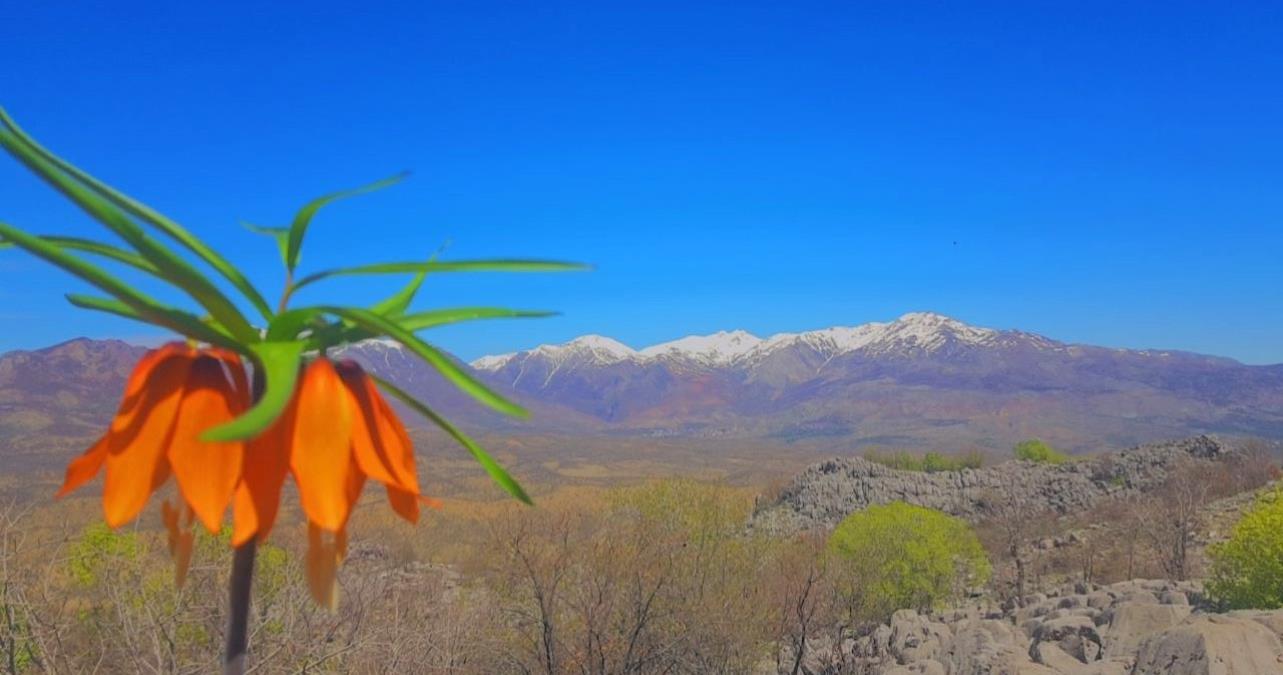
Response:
[0, 109, 586, 503]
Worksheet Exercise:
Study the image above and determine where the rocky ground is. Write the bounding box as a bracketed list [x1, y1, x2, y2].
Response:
[752, 436, 1251, 532]
[781, 579, 1283, 674]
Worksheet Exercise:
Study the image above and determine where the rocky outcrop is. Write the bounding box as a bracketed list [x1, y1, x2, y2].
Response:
[753, 436, 1240, 532]
[774, 579, 1283, 674]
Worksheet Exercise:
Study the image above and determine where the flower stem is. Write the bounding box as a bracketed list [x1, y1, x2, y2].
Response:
[224, 539, 256, 675]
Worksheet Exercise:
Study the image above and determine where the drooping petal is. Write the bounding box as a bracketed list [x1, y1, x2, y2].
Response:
[336, 362, 401, 488]
[230, 481, 259, 547]
[290, 359, 354, 531]
[369, 386, 421, 494]
[232, 402, 294, 546]
[206, 348, 250, 406]
[102, 354, 194, 528]
[306, 522, 344, 610]
[161, 499, 195, 587]
[385, 484, 420, 524]
[56, 434, 109, 498]
[109, 343, 195, 438]
[168, 356, 245, 533]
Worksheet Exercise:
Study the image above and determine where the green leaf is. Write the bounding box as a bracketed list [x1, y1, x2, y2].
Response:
[202, 341, 306, 442]
[0, 128, 261, 344]
[398, 307, 558, 331]
[316, 306, 527, 418]
[0, 109, 273, 320]
[266, 307, 328, 342]
[64, 294, 235, 348]
[292, 259, 589, 292]
[242, 222, 291, 268]
[285, 172, 409, 273]
[369, 241, 451, 316]
[0, 220, 240, 349]
[373, 375, 532, 505]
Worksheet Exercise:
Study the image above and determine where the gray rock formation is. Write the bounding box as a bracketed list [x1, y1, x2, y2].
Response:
[753, 436, 1238, 532]
[774, 579, 1283, 675]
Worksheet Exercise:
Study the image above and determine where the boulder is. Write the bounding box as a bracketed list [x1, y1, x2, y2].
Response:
[1132, 615, 1283, 674]
[888, 609, 952, 664]
[1033, 615, 1103, 662]
[1102, 602, 1192, 659]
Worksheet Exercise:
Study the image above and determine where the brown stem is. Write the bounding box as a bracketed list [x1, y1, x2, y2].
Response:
[224, 539, 256, 675]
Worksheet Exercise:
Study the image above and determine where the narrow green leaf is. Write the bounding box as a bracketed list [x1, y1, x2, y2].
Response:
[36, 236, 158, 273]
[285, 172, 409, 273]
[266, 307, 327, 342]
[0, 109, 273, 320]
[398, 307, 558, 331]
[0, 128, 260, 344]
[64, 294, 235, 348]
[292, 259, 589, 292]
[369, 241, 451, 316]
[373, 375, 532, 505]
[0, 220, 239, 349]
[242, 222, 290, 268]
[201, 341, 305, 442]
[317, 306, 527, 418]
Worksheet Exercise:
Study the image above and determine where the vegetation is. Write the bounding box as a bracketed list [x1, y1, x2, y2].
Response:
[826, 502, 991, 622]
[863, 449, 984, 472]
[1013, 438, 1070, 464]
[1207, 487, 1283, 609]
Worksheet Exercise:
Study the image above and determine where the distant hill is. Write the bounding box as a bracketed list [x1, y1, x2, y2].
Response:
[2, 313, 1282, 471]
[0, 338, 148, 469]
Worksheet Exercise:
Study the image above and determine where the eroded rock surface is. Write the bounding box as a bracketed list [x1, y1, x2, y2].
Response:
[753, 436, 1238, 532]
[773, 579, 1283, 675]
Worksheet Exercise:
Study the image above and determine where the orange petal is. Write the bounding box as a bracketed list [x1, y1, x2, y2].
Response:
[290, 359, 354, 531]
[102, 354, 193, 528]
[111, 344, 195, 436]
[234, 400, 295, 545]
[343, 456, 366, 529]
[337, 362, 401, 488]
[385, 484, 420, 524]
[230, 481, 257, 547]
[370, 387, 421, 494]
[305, 522, 343, 610]
[168, 357, 245, 533]
[207, 348, 250, 409]
[56, 434, 109, 498]
[162, 499, 195, 587]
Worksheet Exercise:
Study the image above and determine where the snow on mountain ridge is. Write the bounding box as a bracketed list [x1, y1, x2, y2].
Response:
[639, 330, 763, 366]
[469, 312, 1015, 371]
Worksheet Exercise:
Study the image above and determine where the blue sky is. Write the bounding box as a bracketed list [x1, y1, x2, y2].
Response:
[2, 2, 1281, 363]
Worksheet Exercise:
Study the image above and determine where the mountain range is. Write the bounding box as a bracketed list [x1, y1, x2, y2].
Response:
[2, 313, 1281, 467]
[345, 312, 1283, 452]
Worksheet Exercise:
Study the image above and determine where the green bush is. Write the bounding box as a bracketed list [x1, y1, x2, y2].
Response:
[1207, 488, 1283, 609]
[863, 449, 984, 473]
[1013, 439, 1069, 465]
[826, 502, 991, 622]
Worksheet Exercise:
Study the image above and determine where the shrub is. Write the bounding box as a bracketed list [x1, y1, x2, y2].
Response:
[864, 449, 984, 473]
[826, 502, 991, 622]
[1207, 488, 1283, 609]
[1014, 439, 1069, 465]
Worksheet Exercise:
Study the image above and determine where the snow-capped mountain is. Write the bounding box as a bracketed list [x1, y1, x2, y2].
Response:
[5, 314, 1281, 460]
[448, 311, 1283, 450]
[470, 312, 1027, 373]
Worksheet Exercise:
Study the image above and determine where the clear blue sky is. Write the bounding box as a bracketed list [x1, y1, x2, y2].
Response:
[2, 2, 1280, 363]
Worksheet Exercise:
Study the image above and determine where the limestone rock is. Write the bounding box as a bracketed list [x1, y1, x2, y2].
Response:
[1132, 615, 1283, 674]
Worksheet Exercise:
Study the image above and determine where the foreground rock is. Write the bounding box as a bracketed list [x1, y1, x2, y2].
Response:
[775, 579, 1283, 674]
[753, 436, 1241, 532]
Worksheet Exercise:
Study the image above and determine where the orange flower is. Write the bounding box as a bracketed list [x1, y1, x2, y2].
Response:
[232, 358, 429, 607]
[58, 342, 250, 584]
[59, 347, 432, 606]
